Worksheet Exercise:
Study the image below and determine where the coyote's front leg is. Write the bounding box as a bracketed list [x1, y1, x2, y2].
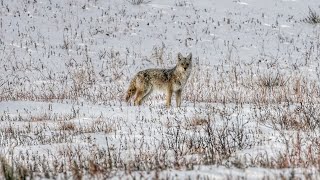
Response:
[175, 90, 182, 107]
[166, 87, 173, 108]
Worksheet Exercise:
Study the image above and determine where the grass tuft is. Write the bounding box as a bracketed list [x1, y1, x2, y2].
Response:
[128, 0, 151, 5]
[303, 7, 320, 24]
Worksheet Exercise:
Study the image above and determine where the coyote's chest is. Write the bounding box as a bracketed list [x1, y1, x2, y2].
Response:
[171, 71, 190, 91]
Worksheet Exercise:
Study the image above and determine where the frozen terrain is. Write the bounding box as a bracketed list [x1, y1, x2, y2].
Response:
[1, 0, 320, 179]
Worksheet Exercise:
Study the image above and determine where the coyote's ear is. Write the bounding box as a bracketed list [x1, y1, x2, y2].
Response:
[187, 53, 192, 61]
[178, 52, 183, 62]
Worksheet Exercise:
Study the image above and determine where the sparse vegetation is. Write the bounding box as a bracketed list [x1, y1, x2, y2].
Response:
[1, 0, 320, 179]
[303, 7, 320, 24]
[258, 73, 287, 88]
[0, 156, 29, 180]
[129, 0, 151, 5]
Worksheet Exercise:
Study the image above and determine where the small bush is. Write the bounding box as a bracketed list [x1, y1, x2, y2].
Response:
[0, 156, 29, 180]
[129, 0, 151, 5]
[59, 122, 76, 131]
[258, 73, 287, 88]
[303, 7, 320, 24]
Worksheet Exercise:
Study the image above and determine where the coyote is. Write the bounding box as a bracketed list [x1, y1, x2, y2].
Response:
[125, 53, 192, 108]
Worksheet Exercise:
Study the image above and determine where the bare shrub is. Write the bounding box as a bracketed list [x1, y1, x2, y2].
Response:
[71, 67, 91, 97]
[184, 117, 208, 130]
[250, 134, 320, 170]
[151, 42, 166, 66]
[265, 102, 320, 131]
[129, 0, 151, 5]
[303, 7, 320, 24]
[0, 156, 30, 180]
[175, 1, 188, 7]
[59, 122, 76, 131]
[71, 160, 83, 180]
[258, 73, 287, 88]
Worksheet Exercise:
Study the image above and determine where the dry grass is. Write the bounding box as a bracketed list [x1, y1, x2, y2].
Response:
[2, 0, 320, 179]
[303, 7, 320, 24]
[59, 122, 76, 131]
[128, 0, 151, 5]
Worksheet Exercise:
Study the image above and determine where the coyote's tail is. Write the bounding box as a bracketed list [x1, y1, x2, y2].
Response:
[125, 77, 137, 102]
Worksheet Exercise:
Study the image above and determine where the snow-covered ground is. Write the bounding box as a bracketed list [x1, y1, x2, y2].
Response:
[1, 0, 320, 179]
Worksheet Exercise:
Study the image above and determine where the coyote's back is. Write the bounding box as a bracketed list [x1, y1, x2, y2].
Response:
[125, 52, 192, 108]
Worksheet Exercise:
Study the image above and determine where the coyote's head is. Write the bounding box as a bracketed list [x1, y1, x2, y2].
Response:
[176, 53, 192, 72]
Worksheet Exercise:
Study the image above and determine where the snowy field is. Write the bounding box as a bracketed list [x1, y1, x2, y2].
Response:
[1, 0, 320, 179]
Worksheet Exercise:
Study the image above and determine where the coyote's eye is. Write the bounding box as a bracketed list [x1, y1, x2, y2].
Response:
[186, 63, 189, 66]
